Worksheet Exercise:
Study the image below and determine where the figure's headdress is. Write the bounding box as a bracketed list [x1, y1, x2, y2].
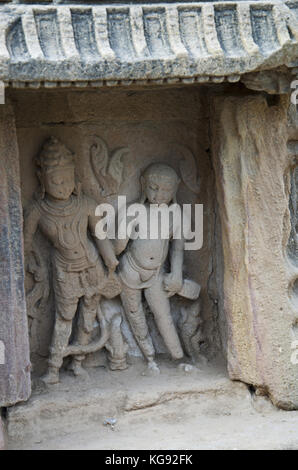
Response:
[36, 137, 75, 173]
[35, 137, 80, 199]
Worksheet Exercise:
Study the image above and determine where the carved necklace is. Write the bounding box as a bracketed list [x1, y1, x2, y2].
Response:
[40, 195, 78, 217]
[39, 196, 86, 250]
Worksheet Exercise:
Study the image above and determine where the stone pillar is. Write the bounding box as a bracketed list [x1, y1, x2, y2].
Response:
[211, 93, 298, 409]
[0, 102, 31, 407]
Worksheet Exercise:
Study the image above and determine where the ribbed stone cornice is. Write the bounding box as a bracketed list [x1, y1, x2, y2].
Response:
[0, 1, 297, 86]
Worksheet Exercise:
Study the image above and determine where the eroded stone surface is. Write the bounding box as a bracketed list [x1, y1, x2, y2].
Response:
[6, 358, 231, 446]
[0, 2, 297, 85]
[211, 93, 298, 409]
[6, 358, 298, 450]
[0, 102, 31, 407]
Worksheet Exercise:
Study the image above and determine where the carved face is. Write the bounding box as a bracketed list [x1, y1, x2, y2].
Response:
[144, 175, 178, 205]
[43, 168, 75, 201]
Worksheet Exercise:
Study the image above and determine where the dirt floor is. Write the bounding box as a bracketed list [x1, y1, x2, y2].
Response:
[6, 358, 298, 450]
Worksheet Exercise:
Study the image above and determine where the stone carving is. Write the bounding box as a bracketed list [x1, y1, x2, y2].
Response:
[2, 3, 298, 87]
[176, 144, 201, 194]
[115, 162, 201, 374]
[178, 299, 203, 362]
[24, 137, 126, 384]
[90, 135, 128, 197]
[23, 133, 204, 383]
[101, 299, 129, 371]
[26, 248, 50, 355]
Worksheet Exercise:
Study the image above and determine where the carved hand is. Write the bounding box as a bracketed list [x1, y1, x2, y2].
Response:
[26, 250, 46, 282]
[106, 256, 119, 275]
[163, 272, 183, 298]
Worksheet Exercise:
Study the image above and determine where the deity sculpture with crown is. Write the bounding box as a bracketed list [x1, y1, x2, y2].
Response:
[24, 137, 126, 384]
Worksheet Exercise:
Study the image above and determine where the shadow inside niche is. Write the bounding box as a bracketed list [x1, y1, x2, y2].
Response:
[287, 165, 298, 265]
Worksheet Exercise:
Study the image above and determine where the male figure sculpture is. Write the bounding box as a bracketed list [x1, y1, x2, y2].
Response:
[24, 137, 119, 384]
[116, 163, 189, 374]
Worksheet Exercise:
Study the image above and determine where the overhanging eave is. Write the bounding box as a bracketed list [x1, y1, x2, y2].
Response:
[0, 2, 297, 86]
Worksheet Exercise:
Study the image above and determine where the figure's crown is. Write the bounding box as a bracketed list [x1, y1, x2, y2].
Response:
[36, 137, 75, 172]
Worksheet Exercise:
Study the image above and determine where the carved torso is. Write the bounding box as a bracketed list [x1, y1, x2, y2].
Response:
[127, 203, 179, 270]
[34, 194, 98, 271]
[129, 239, 169, 270]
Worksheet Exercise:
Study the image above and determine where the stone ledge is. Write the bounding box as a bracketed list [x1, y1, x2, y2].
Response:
[7, 359, 298, 450]
[0, 2, 297, 83]
[7, 359, 233, 446]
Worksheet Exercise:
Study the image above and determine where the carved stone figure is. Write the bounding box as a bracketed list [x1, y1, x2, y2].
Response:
[178, 299, 203, 362]
[101, 298, 129, 371]
[115, 163, 201, 374]
[24, 137, 124, 384]
[26, 249, 50, 347]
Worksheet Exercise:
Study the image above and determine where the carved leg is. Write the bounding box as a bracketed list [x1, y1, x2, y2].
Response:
[70, 294, 100, 376]
[120, 286, 157, 371]
[105, 313, 128, 371]
[44, 303, 77, 384]
[145, 279, 184, 360]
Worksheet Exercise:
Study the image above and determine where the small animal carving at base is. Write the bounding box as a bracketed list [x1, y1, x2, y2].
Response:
[178, 299, 204, 362]
[101, 298, 129, 371]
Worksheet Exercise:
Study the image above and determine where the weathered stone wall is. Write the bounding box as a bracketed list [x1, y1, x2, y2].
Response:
[211, 93, 298, 409]
[0, 102, 31, 407]
[0, 415, 5, 450]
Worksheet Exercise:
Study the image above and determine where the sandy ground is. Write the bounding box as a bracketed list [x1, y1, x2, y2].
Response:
[6, 358, 298, 450]
[21, 396, 298, 451]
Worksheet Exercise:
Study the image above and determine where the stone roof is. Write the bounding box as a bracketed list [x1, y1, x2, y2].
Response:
[0, 1, 297, 86]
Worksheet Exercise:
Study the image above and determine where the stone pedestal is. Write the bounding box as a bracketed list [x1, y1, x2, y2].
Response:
[0, 102, 31, 407]
[211, 93, 298, 409]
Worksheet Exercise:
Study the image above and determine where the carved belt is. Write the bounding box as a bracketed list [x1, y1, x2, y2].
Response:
[126, 251, 159, 282]
[55, 251, 96, 273]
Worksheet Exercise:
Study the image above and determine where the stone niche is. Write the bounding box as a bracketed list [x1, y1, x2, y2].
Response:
[6, 78, 297, 411]
[11, 85, 219, 377]
[0, 0, 297, 419]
